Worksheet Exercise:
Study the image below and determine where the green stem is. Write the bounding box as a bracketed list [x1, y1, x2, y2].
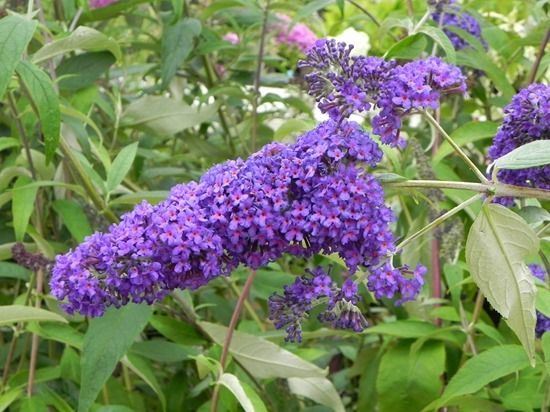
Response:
[59, 139, 118, 224]
[396, 193, 483, 252]
[210, 270, 258, 412]
[250, 0, 270, 153]
[527, 28, 550, 85]
[422, 111, 489, 183]
[225, 279, 265, 332]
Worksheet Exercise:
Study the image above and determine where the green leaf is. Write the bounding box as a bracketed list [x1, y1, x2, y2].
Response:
[200, 321, 326, 379]
[130, 339, 198, 363]
[273, 119, 314, 141]
[26, 321, 84, 349]
[123, 354, 166, 411]
[32, 26, 121, 64]
[79, 304, 152, 412]
[431, 345, 530, 408]
[536, 287, 550, 317]
[106, 142, 138, 193]
[52, 200, 93, 243]
[433, 121, 499, 164]
[12, 176, 38, 242]
[109, 191, 169, 205]
[161, 18, 201, 88]
[0, 137, 20, 152]
[466, 204, 539, 365]
[0, 262, 31, 281]
[456, 48, 515, 100]
[121, 96, 218, 136]
[365, 320, 438, 338]
[0, 388, 22, 412]
[492, 140, 550, 171]
[150, 315, 206, 346]
[19, 397, 48, 412]
[294, 0, 333, 21]
[418, 26, 456, 63]
[57, 51, 116, 91]
[218, 373, 267, 412]
[0, 15, 37, 100]
[288, 377, 345, 412]
[15, 61, 61, 163]
[0, 305, 67, 326]
[542, 333, 550, 374]
[377, 341, 446, 412]
[384, 33, 427, 60]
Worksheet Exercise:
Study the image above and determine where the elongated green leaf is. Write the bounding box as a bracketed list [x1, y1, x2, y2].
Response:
[377, 341, 446, 412]
[431, 345, 530, 408]
[0, 262, 31, 280]
[26, 321, 84, 349]
[0, 15, 37, 99]
[130, 339, 198, 363]
[15, 61, 61, 163]
[12, 176, 38, 241]
[493, 140, 550, 171]
[122, 96, 218, 136]
[200, 322, 326, 379]
[57, 51, 115, 91]
[32, 26, 121, 63]
[19, 397, 48, 412]
[161, 18, 201, 88]
[365, 320, 438, 338]
[466, 204, 539, 364]
[288, 377, 345, 412]
[0, 305, 67, 326]
[218, 373, 267, 412]
[433, 121, 499, 164]
[52, 200, 93, 243]
[106, 142, 138, 193]
[0, 137, 20, 152]
[79, 304, 152, 412]
[294, 0, 333, 21]
[123, 354, 166, 411]
[0, 388, 22, 412]
[542, 333, 550, 374]
[384, 33, 427, 60]
[418, 26, 456, 63]
[150, 315, 206, 346]
[109, 190, 168, 205]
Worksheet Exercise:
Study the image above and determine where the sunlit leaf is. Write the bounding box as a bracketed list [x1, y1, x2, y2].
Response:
[288, 377, 345, 412]
[218, 373, 267, 412]
[0, 305, 67, 326]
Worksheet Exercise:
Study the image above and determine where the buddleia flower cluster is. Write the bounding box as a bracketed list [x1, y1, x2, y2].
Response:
[272, 14, 318, 53]
[488, 83, 550, 204]
[529, 264, 550, 337]
[430, 0, 487, 51]
[268, 267, 367, 342]
[51, 120, 425, 322]
[299, 39, 467, 146]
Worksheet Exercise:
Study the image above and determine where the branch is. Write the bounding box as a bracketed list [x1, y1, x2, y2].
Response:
[527, 28, 550, 85]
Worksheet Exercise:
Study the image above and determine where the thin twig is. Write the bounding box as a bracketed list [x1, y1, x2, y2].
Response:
[346, 0, 398, 41]
[210, 270, 258, 412]
[406, 0, 413, 17]
[527, 28, 550, 85]
[250, 1, 270, 153]
[396, 194, 483, 252]
[423, 111, 489, 183]
[431, 109, 442, 305]
[27, 268, 44, 396]
[8, 93, 37, 180]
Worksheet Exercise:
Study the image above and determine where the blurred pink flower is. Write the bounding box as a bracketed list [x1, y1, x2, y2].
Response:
[89, 0, 117, 8]
[273, 14, 317, 53]
[223, 32, 240, 45]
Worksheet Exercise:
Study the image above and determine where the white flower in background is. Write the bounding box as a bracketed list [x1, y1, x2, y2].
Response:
[332, 27, 370, 56]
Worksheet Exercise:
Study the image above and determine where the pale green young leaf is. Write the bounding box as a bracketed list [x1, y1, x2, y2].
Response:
[466, 204, 539, 364]
[15, 61, 61, 163]
[109, 191, 169, 205]
[0, 15, 37, 99]
[288, 377, 345, 412]
[79, 304, 152, 412]
[32, 26, 121, 63]
[200, 321, 326, 379]
[106, 142, 138, 193]
[0, 388, 22, 412]
[121, 96, 218, 136]
[492, 140, 550, 171]
[12, 176, 38, 242]
[365, 320, 438, 338]
[0, 137, 20, 152]
[384, 33, 428, 60]
[218, 373, 268, 412]
[0, 305, 67, 326]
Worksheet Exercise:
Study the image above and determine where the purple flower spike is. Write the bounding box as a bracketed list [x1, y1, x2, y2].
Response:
[299, 39, 467, 146]
[488, 84, 550, 205]
[51, 120, 396, 317]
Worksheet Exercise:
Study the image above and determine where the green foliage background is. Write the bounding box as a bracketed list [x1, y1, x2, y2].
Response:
[0, 0, 549, 411]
